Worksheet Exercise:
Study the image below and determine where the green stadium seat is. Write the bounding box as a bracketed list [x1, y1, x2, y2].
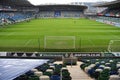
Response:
[29, 75, 39, 80]
[43, 72, 52, 77]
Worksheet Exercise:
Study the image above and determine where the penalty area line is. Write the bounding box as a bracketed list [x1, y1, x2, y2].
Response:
[88, 39, 95, 47]
[24, 39, 32, 47]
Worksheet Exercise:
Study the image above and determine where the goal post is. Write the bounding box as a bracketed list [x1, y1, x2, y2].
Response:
[108, 40, 120, 52]
[44, 36, 76, 49]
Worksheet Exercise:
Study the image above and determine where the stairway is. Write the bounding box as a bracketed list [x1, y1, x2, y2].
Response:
[67, 62, 94, 80]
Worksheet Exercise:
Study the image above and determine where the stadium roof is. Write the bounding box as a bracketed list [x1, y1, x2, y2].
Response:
[38, 5, 87, 11]
[0, 0, 33, 7]
[28, 0, 114, 5]
[94, 0, 120, 8]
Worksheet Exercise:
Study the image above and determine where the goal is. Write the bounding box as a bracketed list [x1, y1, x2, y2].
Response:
[44, 36, 76, 49]
[108, 40, 120, 52]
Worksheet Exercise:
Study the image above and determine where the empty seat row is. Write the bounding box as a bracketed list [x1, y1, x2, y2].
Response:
[14, 61, 71, 80]
[80, 59, 120, 80]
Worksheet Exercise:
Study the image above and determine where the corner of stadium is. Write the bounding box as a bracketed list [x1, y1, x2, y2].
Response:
[0, 0, 120, 80]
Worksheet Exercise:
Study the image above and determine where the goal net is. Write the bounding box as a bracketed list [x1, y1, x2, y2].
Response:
[108, 40, 120, 52]
[44, 36, 76, 49]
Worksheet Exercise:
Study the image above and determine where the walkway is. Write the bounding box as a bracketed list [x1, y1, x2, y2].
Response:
[54, 61, 94, 80]
[67, 61, 94, 80]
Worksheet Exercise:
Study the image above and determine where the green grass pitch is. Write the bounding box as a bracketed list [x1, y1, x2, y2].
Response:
[0, 18, 120, 52]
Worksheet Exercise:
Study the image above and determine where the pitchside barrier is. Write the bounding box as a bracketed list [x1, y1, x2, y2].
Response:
[2, 52, 120, 61]
[96, 19, 120, 28]
[6, 52, 102, 57]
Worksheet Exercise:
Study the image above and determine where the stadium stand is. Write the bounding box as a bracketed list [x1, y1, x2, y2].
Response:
[0, 0, 35, 26]
[0, 12, 33, 22]
[98, 7, 120, 17]
[1, 52, 120, 80]
[94, 0, 120, 27]
[0, 1, 87, 26]
[37, 5, 87, 18]
[10, 59, 72, 80]
[0, 12, 34, 26]
[80, 58, 120, 80]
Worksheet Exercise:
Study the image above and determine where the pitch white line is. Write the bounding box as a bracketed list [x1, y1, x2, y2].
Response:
[88, 39, 95, 47]
[24, 39, 32, 47]
[112, 35, 120, 39]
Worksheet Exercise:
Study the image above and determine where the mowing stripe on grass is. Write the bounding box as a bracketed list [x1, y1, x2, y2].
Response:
[7, 32, 15, 36]
[88, 39, 96, 47]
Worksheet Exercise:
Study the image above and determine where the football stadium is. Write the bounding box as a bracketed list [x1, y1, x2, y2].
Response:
[0, 0, 120, 80]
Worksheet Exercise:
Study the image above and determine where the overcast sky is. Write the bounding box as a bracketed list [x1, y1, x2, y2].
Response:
[28, 0, 115, 5]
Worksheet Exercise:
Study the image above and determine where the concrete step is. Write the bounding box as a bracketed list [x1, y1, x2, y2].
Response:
[67, 62, 94, 80]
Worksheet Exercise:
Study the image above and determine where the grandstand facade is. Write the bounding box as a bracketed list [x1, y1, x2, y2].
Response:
[37, 5, 87, 18]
